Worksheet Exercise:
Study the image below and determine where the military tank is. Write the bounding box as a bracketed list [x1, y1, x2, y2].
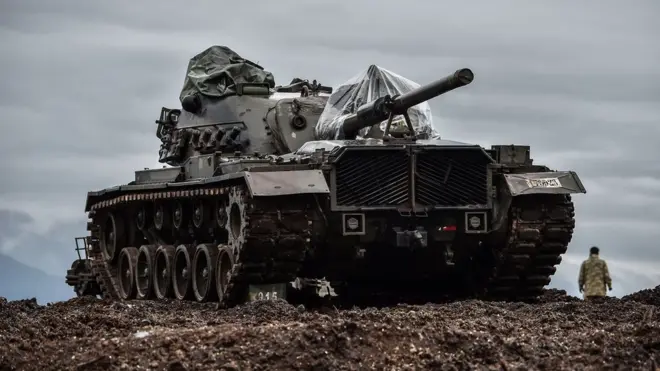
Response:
[66, 45, 587, 307]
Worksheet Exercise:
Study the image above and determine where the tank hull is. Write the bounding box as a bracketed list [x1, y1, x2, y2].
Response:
[66, 141, 584, 307]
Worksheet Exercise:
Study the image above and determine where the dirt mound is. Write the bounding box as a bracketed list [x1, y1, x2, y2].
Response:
[622, 285, 660, 306]
[1, 290, 658, 370]
[536, 288, 581, 303]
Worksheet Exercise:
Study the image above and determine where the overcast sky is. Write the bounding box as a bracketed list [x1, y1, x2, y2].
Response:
[1, 0, 658, 299]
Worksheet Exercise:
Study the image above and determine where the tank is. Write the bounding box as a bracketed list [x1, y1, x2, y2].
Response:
[65, 45, 587, 307]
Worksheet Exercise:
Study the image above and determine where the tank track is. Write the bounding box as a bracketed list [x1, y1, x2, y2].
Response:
[85, 182, 314, 308]
[483, 193, 575, 301]
[84, 187, 573, 306]
[87, 221, 120, 299]
[218, 185, 313, 308]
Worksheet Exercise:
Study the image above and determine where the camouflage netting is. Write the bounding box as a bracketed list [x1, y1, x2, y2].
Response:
[315, 65, 437, 140]
[179, 45, 276, 103]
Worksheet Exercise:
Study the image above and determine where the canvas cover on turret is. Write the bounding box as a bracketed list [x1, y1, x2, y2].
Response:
[179, 45, 276, 102]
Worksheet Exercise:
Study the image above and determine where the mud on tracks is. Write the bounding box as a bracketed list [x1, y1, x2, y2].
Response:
[0, 289, 659, 371]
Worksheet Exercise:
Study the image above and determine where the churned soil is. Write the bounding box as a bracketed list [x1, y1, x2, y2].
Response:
[622, 285, 660, 307]
[1, 288, 659, 371]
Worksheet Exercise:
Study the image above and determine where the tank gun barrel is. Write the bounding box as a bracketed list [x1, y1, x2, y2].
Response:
[340, 68, 474, 140]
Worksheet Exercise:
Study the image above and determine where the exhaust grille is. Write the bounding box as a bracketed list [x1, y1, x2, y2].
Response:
[335, 149, 408, 207]
[415, 149, 490, 207]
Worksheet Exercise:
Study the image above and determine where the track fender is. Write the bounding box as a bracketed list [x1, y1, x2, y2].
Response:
[243, 169, 330, 197]
[503, 171, 586, 197]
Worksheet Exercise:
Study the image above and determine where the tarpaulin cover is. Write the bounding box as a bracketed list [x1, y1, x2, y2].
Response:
[179, 45, 276, 103]
[314, 65, 436, 140]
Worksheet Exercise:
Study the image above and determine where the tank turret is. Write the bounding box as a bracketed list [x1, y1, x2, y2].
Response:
[155, 45, 333, 167]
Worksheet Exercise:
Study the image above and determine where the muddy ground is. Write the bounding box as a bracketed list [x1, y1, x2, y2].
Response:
[0, 287, 659, 371]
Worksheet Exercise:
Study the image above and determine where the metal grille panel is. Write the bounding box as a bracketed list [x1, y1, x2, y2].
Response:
[415, 149, 490, 207]
[335, 149, 408, 207]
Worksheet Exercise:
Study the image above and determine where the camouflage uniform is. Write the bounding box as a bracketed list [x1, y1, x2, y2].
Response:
[578, 254, 612, 299]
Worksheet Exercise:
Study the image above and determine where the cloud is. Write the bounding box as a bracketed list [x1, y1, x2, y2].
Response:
[0, 209, 84, 276]
[1, 0, 658, 297]
[0, 209, 34, 248]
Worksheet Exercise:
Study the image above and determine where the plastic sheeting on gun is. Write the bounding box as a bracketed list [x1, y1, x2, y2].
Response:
[314, 65, 436, 140]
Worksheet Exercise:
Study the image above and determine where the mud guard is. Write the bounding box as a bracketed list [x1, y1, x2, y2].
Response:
[503, 171, 586, 197]
[243, 169, 330, 197]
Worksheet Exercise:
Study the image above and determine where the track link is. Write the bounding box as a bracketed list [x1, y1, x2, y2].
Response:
[85, 182, 314, 307]
[87, 225, 120, 300]
[219, 186, 313, 307]
[484, 194, 575, 300]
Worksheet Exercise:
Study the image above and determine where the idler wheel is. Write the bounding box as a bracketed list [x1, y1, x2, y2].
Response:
[192, 244, 219, 302]
[153, 245, 176, 299]
[215, 245, 235, 302]
[101, 212, 125, 262]
[173, 244, 195, 300]
[136, 245, 158, 300]
[118, 247, 139, 300]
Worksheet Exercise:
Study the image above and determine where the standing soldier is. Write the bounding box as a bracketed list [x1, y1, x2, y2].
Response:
[578, 246, 613, 301]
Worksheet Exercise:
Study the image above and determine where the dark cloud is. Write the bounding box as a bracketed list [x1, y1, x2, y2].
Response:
[0, 209, 84, 276]
[0, 209, 34, 247]
[1, 0, 658, 298]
